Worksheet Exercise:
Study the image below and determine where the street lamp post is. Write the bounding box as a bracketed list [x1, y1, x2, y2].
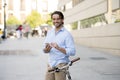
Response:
[3, 0, 7, 39]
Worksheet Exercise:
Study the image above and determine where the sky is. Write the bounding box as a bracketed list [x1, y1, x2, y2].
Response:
[48, 0, 58, 12]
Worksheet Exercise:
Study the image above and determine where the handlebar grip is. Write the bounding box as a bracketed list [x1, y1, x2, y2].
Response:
[48, 67, 59, 72]
[48, 57, 80, 72]
[71, 57, 80, 64]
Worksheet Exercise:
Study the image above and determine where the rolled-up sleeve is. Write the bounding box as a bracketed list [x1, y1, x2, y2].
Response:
[65, 34, 76, 56]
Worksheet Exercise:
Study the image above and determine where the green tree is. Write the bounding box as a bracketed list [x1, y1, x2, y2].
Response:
[46, 13, 52, 26]
[6, 16, 21, 26]
[25, 10, 44, 29]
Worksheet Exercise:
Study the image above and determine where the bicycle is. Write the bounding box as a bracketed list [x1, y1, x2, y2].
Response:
[48, 57, 80, 80]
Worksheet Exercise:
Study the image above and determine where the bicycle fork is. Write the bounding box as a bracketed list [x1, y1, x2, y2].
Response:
[66, 69, 72, 80]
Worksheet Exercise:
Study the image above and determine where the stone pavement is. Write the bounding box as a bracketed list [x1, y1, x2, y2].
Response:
[0, 37, 120, 80]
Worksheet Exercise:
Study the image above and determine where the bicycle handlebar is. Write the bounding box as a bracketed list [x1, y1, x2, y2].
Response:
[48, 57, 80, 72]
[71, 57, 80, 64]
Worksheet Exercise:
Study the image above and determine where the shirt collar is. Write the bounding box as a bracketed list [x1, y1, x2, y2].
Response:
[53, 26, 64, 34]
[55, 26, 64, 31]
[59, 27, 64, 31]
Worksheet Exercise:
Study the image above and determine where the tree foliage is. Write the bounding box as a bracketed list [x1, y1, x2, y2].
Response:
[45, 13, 52, 26]
[25, 10, 44, 29]
[6, 16, 21, 26]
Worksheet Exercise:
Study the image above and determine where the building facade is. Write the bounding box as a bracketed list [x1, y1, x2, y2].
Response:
[57, 0, 120, 55]
[0, 0, 58, 26]
[58, 0, 120, 28]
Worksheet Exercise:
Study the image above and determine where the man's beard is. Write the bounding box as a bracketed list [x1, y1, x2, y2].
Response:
[54, 23, 63, 28]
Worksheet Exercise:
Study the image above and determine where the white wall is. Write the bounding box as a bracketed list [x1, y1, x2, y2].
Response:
[63, 0, 120, 24]
[71, 23, 120, 55]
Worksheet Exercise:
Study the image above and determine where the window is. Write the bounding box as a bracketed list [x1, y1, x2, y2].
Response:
[61, 6, 65, 11]
[20, 0, 25, 11]
[42, 1, 48, 12]
[8, 0, 13, 10]
[20, 13, 26, 22]
[80, 14, 107, 28]
[72, 0, 84, 7]
[66, 1, 72, 10]
[0, 0, 2, 10]
[113, 9, 120, 23]
[0, 13, 1, 24]
[31, 0, 37, 10]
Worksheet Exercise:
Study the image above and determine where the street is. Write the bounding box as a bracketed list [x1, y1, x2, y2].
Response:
[0, 37, 120, 80]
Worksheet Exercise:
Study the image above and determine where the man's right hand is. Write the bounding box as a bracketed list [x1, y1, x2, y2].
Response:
[43, 43, 52, 53]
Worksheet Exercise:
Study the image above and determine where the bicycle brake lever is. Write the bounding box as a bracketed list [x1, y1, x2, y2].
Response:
[68, 61, 72, 66]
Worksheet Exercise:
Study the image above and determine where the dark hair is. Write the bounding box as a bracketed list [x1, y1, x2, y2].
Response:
[51, 11, 64, 19]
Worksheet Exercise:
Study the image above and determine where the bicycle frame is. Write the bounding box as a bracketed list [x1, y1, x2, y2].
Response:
[48, 57, 80, 80]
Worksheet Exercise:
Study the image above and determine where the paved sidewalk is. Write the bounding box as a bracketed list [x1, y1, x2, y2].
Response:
[0, 37, 120, 80]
